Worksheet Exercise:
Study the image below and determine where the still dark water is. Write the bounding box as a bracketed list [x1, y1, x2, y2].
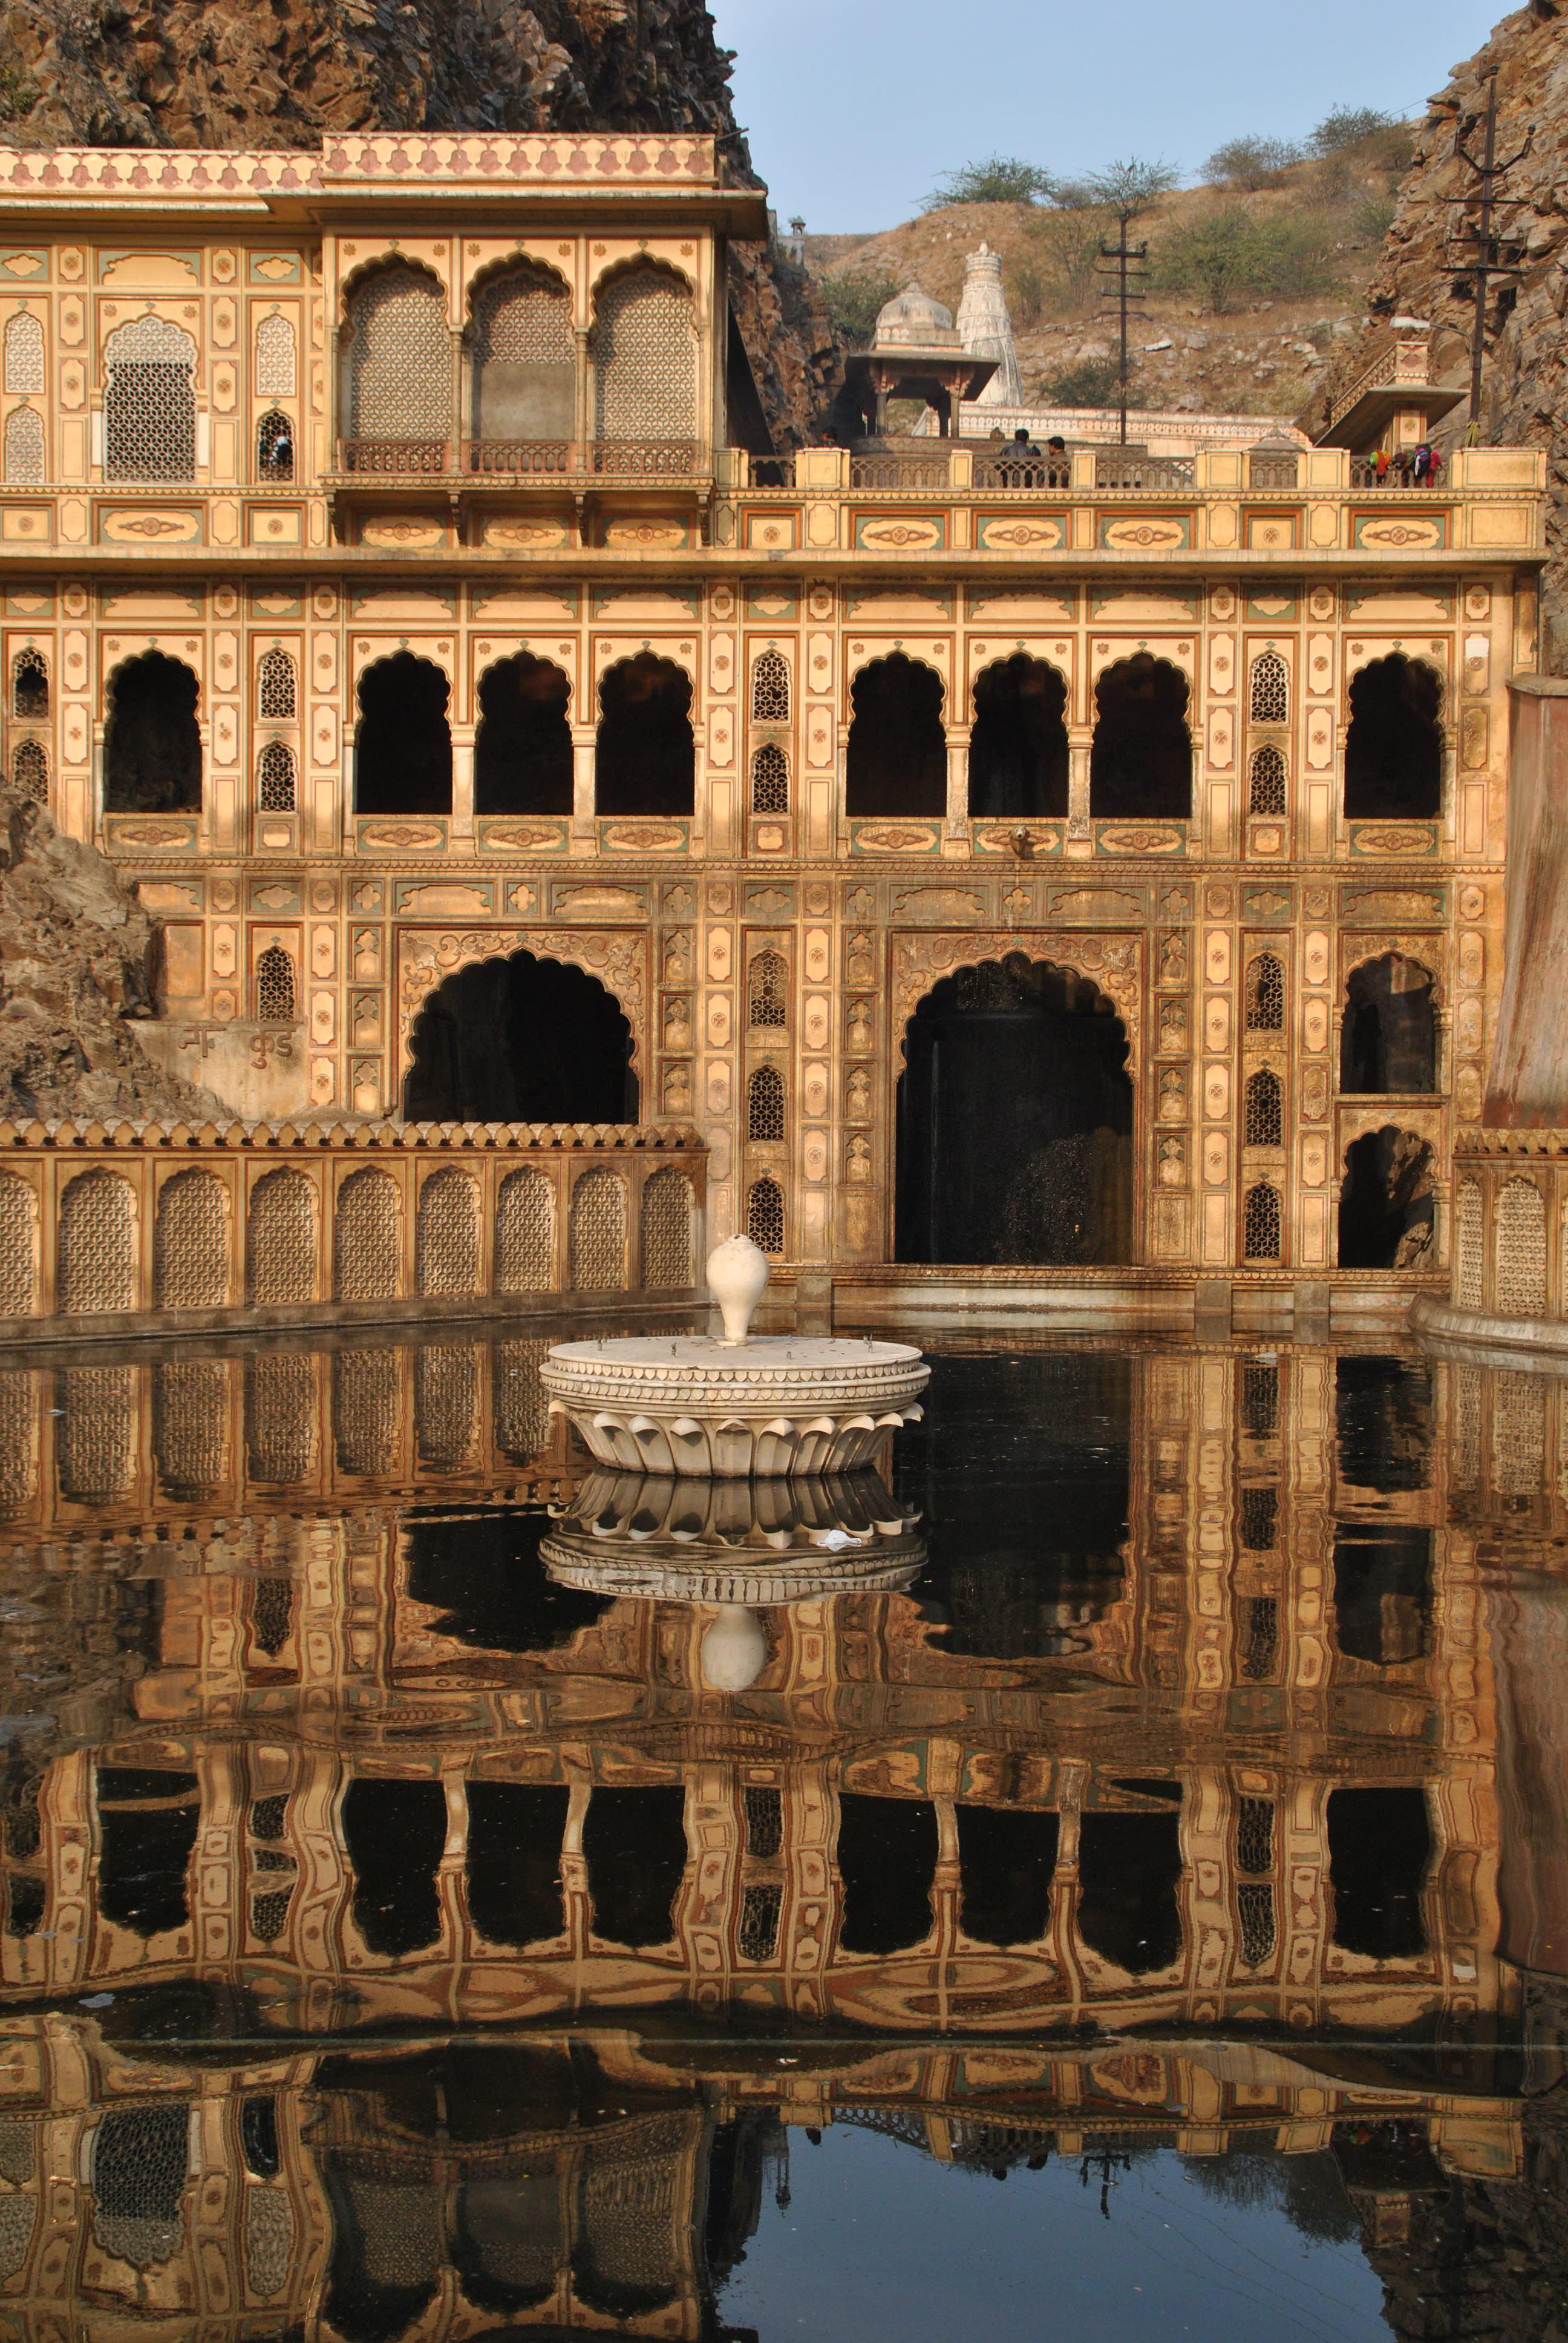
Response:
[0, 1325, 1565, 2340]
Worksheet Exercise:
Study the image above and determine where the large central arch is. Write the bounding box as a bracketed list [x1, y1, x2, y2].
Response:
[895, 952, 1133, 1264]
[402, 949, 638, 1122]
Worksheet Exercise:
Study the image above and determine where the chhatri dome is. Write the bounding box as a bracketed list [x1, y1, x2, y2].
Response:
[870, 282, 964, 355]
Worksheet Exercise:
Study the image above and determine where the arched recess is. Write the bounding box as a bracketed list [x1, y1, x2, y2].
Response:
[339, 261, 451, 448]
[103, 651, 201, 813]
[595, 652, 693, 818]
[1344, 652, 1443, 819]
[475, 652, 573, 816]
[403, 948, 638, 1123]
[468, 260, 575, 447]
[1341, 953, 1437, 1093]
[353, 651, 452, 816]
[845, 652, 946, 819]
[967, 653, 1069, 819]
[1338, 1125, 1435, 1268]
[895, 952, 1134, 1265]
[592, 261, 696, 448]
[1089, 652, 1192, 819]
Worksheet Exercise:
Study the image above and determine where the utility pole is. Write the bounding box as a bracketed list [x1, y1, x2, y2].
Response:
[1096, 219, 1148, 446]
[1443, 68, 1531, 433]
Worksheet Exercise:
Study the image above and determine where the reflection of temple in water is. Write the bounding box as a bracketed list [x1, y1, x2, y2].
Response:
[0, 1330, 1550, 2335]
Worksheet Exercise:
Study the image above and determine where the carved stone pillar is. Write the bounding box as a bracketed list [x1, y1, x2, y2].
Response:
[1068, 728, 1093, 841]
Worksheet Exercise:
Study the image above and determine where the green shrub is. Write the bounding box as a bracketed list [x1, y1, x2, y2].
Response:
[821, 270, 900, 350]
[925, 155, 1054, 207]
[1025, 203, 1112, 312]
[1039, 356, 1125, 408]
[1203, 136, 1302, 190]
[1152, 205, 1336, 313]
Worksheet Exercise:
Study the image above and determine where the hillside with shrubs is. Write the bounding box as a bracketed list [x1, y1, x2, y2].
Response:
[807, 110, 1411, 421]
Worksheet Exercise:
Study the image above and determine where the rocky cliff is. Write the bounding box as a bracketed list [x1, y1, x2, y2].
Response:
[0, 783, 215, 1122]
[0, 0, 835, 447]
[1302, 4, 1568, 666]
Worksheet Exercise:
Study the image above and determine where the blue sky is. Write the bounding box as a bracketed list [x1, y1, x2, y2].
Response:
[709, 0, 1506, 232]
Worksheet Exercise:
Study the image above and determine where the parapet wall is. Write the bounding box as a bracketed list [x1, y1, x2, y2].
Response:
[0, 1118, 705, 1344]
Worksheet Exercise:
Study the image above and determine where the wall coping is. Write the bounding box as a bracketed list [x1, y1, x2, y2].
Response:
[0, 1116, 704, 1153]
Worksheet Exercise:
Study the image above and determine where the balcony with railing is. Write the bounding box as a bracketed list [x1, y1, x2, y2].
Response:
[331, 438, 706, 485]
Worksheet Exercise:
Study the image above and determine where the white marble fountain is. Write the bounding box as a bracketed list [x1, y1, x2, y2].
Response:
[540, 1235, 929, 1478]
[540, 1468, 926, 1691]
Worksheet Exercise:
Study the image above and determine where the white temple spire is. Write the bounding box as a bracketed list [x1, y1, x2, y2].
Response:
[956, 241, 1023, 408]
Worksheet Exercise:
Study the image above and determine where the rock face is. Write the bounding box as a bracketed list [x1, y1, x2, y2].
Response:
[0, 784, 214, 1121]
[1302, 5, 1568, 666]
[0, 0, 834, 448]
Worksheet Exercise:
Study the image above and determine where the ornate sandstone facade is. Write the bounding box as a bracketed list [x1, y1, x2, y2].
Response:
[0, 134, 1547, 1331]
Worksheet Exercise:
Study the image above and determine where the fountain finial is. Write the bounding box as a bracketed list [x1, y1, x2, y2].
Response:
[707, 1232, 770, 1345]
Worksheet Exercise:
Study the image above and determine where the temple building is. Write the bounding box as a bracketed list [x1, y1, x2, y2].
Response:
[0, 133, 1547, 1337]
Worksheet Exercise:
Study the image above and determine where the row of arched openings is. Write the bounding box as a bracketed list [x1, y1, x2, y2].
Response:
[92, 644, 1445, 822]
[0, 1156, 694, 1318]
[77, 1757, 1432, 1976]
[341, 257, 696, 453]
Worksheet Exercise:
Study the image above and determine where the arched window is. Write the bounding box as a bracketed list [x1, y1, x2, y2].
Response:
[1248, 744, 1286, 814]
[1244, 953, 1284, 1033]
[1344, 654, 1442, 819]
[967, 654, 1069, 819]
[469, 264, 574, 447]
[255, 312, 296, 398]
[593, 264, 696, 448]
[1243, 1184, 1280, 1261]
[1089, 654, 1192, 820]
[748, 1063, 785, 1141]
[341, 264, 451, 451]
[3, 311, 43, 395]
[258, 647, 296, 720]
[751, 648, 790, 724]
[751, 741, 788, 813]
[641, 1166, 694, 1287]
[1244, 1068, 1282, 1148]
[1249, 649, 1289, 724]
[1495, 1177, 1549, 1319]
[1341, 954, 1436, 1093]
[57, 1170, 136, 1312]
[353, 652, 452, 816]
[475, 652, 573, 816]
[3, 404, 42, 485]
[748, 950, 788, 1029]
[846, 653, 946, 819]
[257, 741, 296, 812]
[12, 647, 46, 721]
[595, 653, 693, 818]
[255, 945, 296, 1024]
[256, 408, 293, 480]
[11, 738, 45, 803]
[246, 1168, 317, 1306]
[103, 313, 197, 482]
[103, 652, 201, 813]
[746, 1175, 785, 1255]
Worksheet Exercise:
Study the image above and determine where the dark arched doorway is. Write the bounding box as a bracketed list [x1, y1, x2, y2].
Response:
[845, 652, 946, 818]
[1340, 954, 1437, 1092]
[595, 653, 693, 818]
[103, 651, 201, 812]
[354, 652, 452, 816]
[1344, 654, 1442, 819]
[967, 654, 1068, 819]
[1089, 653, 1192, 819]
[895, 953, 1133, 1263]
[1338, 1126, 1434, 1268]
[475, 652, 573, 816]
[403, 951, 638, 1122]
